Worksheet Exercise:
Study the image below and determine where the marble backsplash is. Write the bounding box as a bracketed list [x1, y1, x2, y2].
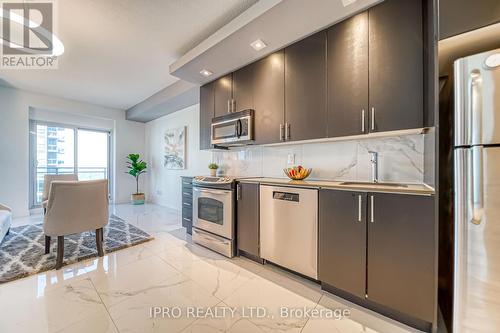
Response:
[212, 134, 425, 184]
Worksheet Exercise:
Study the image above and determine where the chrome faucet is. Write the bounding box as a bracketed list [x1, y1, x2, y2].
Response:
[369, 151, 379, 183]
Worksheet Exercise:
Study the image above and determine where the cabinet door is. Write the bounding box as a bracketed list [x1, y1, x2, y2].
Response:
[369, 0, 423, 132]
[253, 51, 285, 145]
[232, 64, 254, 112]
[367, 193, 435, 322]
[236, 182, 260, 257]
[285, 31, 327, 141]
[439, 0, 500, 40]
[214, 74, 233, 117]
[327, 12, 369, 137]
[199, 82, 214, 150]
[319, 190, 367, 299]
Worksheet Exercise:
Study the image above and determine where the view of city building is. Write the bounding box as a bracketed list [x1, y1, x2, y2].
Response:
[34, 124, 109, 205]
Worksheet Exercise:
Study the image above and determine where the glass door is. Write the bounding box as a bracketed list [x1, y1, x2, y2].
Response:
[30, 121, 112, 208]
[32, 123, 76, 206]
[77, 129, 109, 181]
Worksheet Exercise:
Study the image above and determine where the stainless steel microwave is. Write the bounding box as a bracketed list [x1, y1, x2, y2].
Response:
[211, 109, 254, 146]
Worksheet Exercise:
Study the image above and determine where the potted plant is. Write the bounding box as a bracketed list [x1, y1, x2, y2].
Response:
[208, 163, 218, 176]
[126, 153, 147, 205]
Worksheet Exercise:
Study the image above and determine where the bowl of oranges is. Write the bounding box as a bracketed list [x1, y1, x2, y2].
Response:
[283, 166, 312, 180]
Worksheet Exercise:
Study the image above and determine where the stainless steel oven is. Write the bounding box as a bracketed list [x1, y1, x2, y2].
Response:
[192, 176, 235, 257]
[211, 109, 254, 146]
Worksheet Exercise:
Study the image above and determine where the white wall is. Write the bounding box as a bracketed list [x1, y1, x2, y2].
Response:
[145, 104, 211, 210]
[0, 86, 145, 217]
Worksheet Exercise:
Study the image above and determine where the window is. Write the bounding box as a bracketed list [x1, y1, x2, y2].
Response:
[29, 121, 112, 207]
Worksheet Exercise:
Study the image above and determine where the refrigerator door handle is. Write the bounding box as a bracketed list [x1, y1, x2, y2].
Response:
[471, 146, 484, 225]
[471, 70, 483, 145]
[454, 59, 469, 146]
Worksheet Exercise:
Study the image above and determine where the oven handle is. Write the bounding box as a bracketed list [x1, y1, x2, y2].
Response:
[193, 187, 232, 195]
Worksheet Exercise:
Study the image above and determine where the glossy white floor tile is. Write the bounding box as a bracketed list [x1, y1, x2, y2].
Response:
[0, 204, 421, 333]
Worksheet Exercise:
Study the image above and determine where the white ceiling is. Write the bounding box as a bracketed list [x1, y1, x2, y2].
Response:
[0, 0, 258, 110]
[170, 0, 382, 84]
[128, 0, 382, 121]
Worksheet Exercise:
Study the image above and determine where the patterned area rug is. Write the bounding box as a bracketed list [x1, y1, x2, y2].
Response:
[0, 214, 153, 283]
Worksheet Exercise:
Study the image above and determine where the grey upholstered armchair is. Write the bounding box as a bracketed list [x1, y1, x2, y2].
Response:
[44, 179, 109, 269]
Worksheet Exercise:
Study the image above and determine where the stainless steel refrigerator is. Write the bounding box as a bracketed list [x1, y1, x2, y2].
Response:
[454, 48, 500, 332]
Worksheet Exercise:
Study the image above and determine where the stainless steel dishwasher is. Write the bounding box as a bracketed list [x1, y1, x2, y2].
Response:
[259, 185, 318, 279]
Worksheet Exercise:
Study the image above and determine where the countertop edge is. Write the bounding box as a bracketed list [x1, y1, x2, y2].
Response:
[236, 178, 435, 196]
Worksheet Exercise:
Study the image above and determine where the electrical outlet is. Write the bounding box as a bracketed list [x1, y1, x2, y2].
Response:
[287, 153, 295, 165]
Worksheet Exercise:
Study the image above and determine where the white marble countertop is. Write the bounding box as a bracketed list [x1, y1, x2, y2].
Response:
[236, 177, 435, 196]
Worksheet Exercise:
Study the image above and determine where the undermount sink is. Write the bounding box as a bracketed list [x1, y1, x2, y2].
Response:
[339, 181, 409, 188]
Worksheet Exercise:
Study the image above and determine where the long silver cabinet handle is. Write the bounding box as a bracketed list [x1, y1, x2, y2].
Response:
[227, 100, 231, 113]
[236, 184, 242, 201]
[370, 195, 374, 223]
[280, 124, 285, 141]
[361, 109, 365, 133]
[371, 107, 375, 131]
[285, 123, 291, 140]
[358, 195, 362, 222]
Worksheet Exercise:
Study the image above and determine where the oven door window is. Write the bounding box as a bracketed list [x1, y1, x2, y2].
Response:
[198, 197, 224, 225]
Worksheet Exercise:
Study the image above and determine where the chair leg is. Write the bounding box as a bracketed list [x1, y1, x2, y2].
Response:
[44, 235, 51, 254]
[96, 228, 104, 257]
[56, 236, 64, 270]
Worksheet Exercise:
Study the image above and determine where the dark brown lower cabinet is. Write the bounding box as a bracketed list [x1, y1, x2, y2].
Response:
[319, 190, 436, 329]
[319, 190, 367, 298]
[367, 193, 435, 323]
[236, 182, 260, 259]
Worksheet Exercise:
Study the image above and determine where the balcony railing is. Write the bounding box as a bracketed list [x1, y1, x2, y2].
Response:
[35, 166, 108, 205]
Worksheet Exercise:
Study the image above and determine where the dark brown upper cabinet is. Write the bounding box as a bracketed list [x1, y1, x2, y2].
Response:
[319, 190, 367, 299]
[232, 64, 254, 112]
[439, 0, 500, 40]
[285, 31, 327, 141]
[199, 0, 428, 149]
[327, 12, 369, 137]
[367, 192, 435, 323]
[253, 51, 285, 145]
[199, 82, 214, 150]
[214, 74, 233, 117]
[368, 0, 424, 132]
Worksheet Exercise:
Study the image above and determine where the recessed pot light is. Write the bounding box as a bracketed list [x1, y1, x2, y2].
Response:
[485, 53, 500, 69]
[200, 69, 213, 77]
[250, 39, 267, 51]
[342, 0, 357, 6]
